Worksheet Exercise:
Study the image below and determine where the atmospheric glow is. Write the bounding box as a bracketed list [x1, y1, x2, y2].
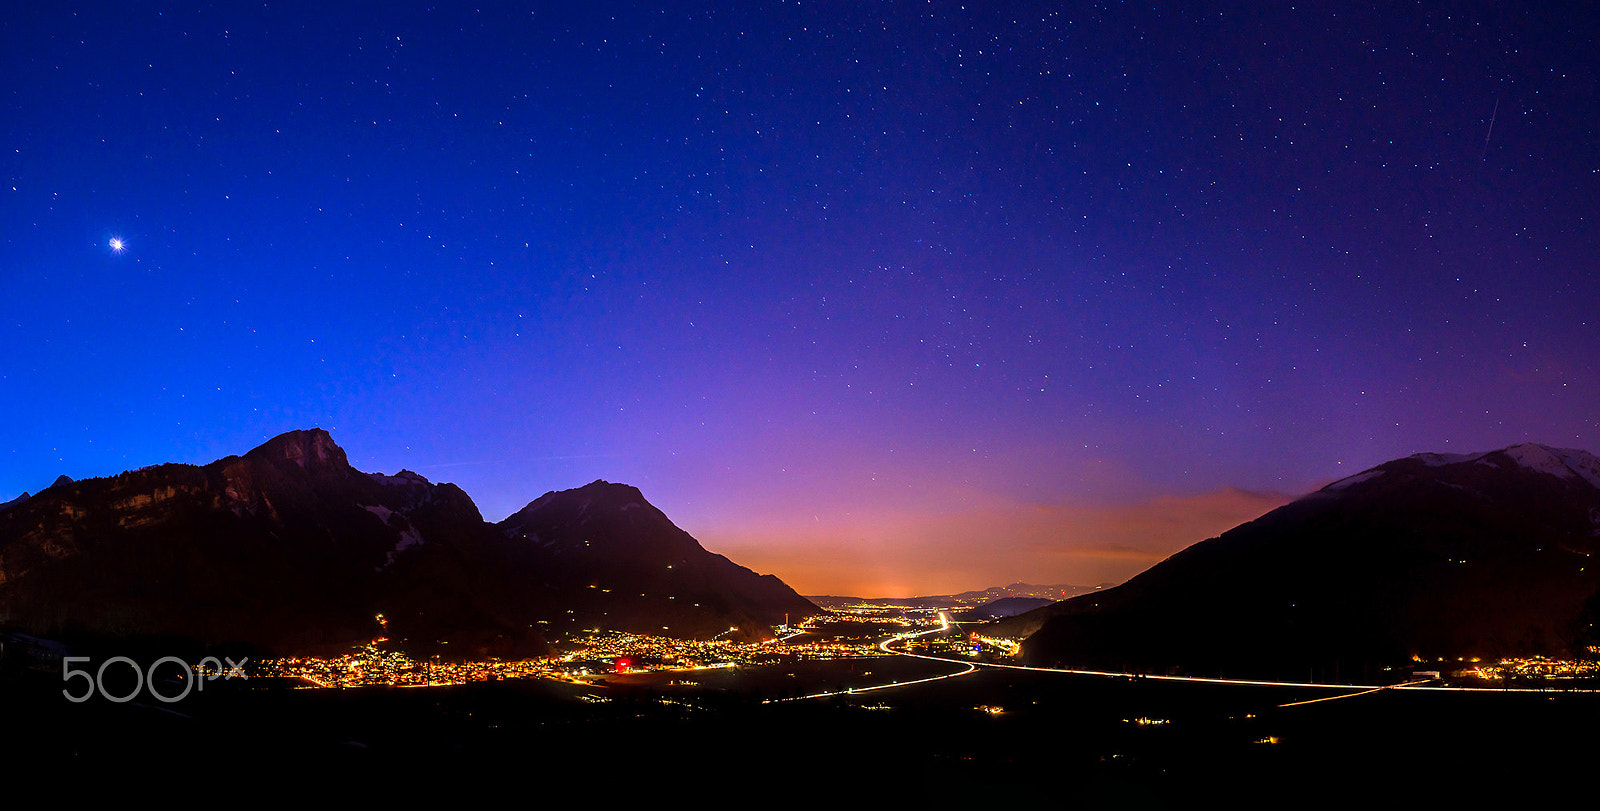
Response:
[4, 4, 1598, 597]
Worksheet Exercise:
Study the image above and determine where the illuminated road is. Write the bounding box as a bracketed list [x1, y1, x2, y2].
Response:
[771, 609, 1600, 702]
[763, 622, 976, 703]
[1275, 681, 1433, 707]
[878, 628, 1600, 697]
[873, 611, 1449, 694]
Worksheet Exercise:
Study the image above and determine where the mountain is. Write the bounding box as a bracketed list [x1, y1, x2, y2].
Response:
[0, 430, 815, 656]
[496, 481, 818, 640]
[0, 429, 534, 657]
[961, 597, 1056, 620]
[808, 582, 1099, 610]
[1005, 443, 1600, 679]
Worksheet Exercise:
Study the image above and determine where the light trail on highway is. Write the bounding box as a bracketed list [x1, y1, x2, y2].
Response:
[762, 623, 977, 703]
[765, 611, 1600, 705]
[878, 618, 1600, 697]
[1275, 681, 1433, 707]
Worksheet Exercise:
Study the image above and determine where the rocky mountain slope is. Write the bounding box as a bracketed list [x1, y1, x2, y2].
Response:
[0, 430, 814, 657]
[497, 481, 817, 640]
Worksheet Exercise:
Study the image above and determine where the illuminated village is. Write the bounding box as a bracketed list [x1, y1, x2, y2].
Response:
[252, 607, 937, 689]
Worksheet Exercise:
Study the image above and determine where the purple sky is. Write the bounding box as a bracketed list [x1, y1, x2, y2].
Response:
[3, 2, 1596, 595]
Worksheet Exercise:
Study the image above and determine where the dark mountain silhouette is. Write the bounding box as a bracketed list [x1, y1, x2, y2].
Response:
[1005, 443, 1600, 679]
[0, 430, 815, 657]
[496, 481, 817, 640]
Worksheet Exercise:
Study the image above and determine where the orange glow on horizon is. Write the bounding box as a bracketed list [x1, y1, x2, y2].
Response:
[700, 486, 1293, 597]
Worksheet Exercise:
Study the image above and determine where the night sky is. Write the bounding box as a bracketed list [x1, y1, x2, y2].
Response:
[4, 2, 1597, 596]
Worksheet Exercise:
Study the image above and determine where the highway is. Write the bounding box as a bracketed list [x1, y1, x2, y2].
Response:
[881, 613, 1600, 697]
[763, 617, 977, 703]
[773, 609, 1600, 703]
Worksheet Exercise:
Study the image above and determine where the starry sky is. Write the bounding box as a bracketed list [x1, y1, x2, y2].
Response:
[3, 2, 1597, 596]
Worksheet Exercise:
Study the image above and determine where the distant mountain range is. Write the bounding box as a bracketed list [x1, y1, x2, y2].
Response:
[963, 597, 1057, 620]
[0, 429, 816, 657]
[808, 582, 1103, 610]
[1000, 444, 1600, 679]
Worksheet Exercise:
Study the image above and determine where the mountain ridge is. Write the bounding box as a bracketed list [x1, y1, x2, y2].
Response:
[1002, 441, 1600, 678]
[0, 429, 815, 656]
[1321, 442, 1600, 494]
[496, 479, 817, 639]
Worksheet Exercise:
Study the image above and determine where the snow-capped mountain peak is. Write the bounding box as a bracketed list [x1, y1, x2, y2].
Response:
[1404, 443, 1600, 489]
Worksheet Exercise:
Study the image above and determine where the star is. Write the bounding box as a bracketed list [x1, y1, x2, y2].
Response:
[108, 237, 126, 254]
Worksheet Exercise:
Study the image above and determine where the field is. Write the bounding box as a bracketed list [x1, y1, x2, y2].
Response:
[7, 654, 1596, 803]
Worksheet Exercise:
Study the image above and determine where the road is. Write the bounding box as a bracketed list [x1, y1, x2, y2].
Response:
[882, 612, 1600, 698]
[774, 609, 1600, 703]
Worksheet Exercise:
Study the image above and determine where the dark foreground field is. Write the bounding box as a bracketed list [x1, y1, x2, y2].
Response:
[5, 656, 1596, 804]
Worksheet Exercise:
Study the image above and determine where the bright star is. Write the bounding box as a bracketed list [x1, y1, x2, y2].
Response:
[109, 237, 125, 254]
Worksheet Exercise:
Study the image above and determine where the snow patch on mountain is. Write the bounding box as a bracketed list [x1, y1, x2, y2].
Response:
[369, 470, 431, 487]
[1405, 444, 1600, 490]
[1502, 445, 1581, 483]
[362, 504, 423, 555]
[395, 525, 423, 551]
[1325, 470, 1384, 491]
[1413, 451, 1483, 467]
[1546, 447, 1600, 490]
